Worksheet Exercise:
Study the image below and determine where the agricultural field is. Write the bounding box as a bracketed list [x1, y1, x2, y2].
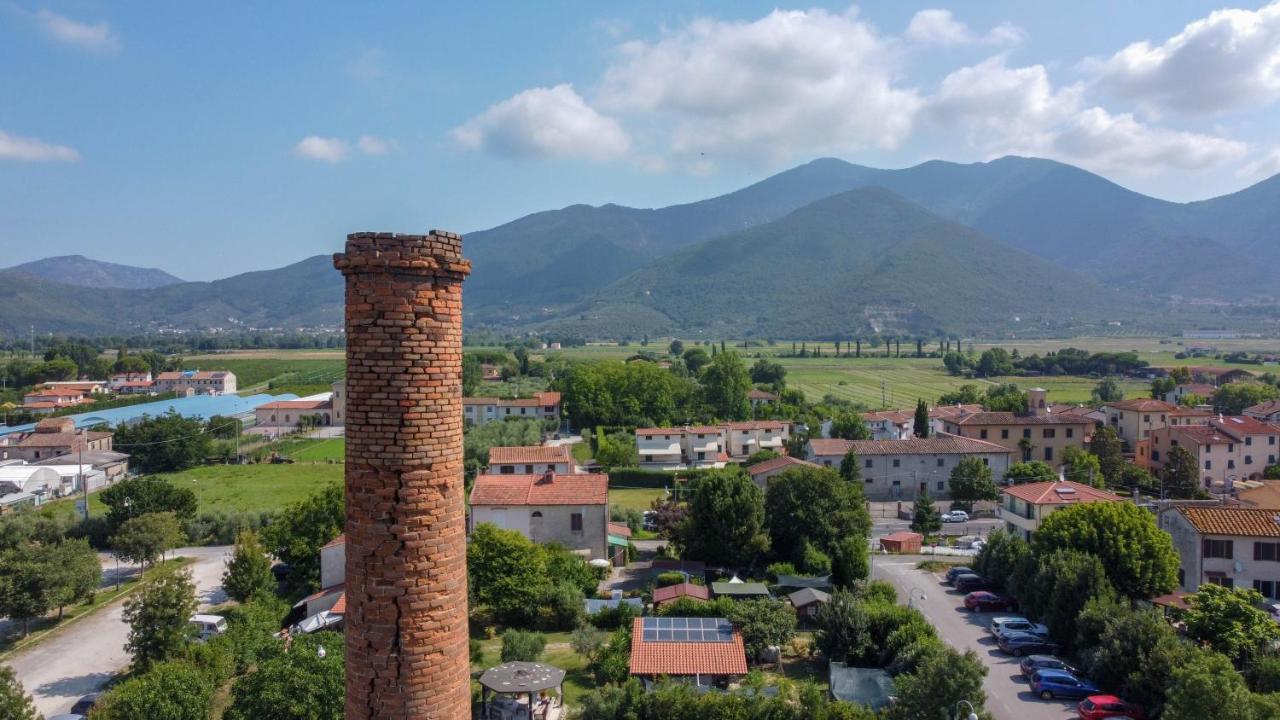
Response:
[182, 351, 344, 393]
[607, 487, 668, 513]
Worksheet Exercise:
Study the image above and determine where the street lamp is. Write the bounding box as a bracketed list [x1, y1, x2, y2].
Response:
[953, 700, 979, 720]
[908, 586, 927, 608]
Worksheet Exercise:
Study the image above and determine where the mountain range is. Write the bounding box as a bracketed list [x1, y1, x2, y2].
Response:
[3, 156, 1278, 338]
[5, 255, 184, 290]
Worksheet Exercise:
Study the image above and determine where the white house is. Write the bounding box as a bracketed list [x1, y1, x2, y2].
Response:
[805, 434, 1012, 500]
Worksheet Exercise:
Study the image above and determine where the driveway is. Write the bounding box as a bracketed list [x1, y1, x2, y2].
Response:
[3, 546, 231, 716]
[872, 556, 1076, 720]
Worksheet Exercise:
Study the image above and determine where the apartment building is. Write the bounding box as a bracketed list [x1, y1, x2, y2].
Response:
[462, 391, 562, 427]
[153, 370, 237, 395]
[486, 445, 577, 475]
[1145, 416, 1280, 493]
[634, 421, 789, 470]
[0, 417, 114, 462]
[939, 388, 1093, 463]
[1245, 400, 1280, 423]
[862, 410, 914, 440]
[1101, 398, 1179, 445]
[1158, 506, 1280, 600]
[1000, 480, 1124, 541]
[805, 434, 1012, 500]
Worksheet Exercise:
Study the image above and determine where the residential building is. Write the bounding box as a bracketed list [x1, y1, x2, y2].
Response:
[746, 455, 819, 489]
[108, 372, 152, 390]
[1169, 407, 1214, 426]
[40, 380, 107, 395]
[999, 480, 1124, 540]
[469, 471, 609, 560]
[330, 379, 345, 425]
[22, 385, 96, 414]
[1157, 506, 1280, 600]
[1145, 416, 1280, 492]
[939, 388, 1093, 463]
[297, 533, 347, 621]
[1245, 400, 1280, 423]
[153, 370, 237, 395]
[1101, 398, 1178, 445]
[254, 397, 334, 433]
[629, 616, 747, 687]
[462, 391, 562, 427]
[928, 404, 986, 435]
[748, 389, 777, 409]
[486, 445, 576, 475]
[1236, 481, 1280, 509]
[862, 410, 914, 440]
[0, 418, 113, 462]
[1165, 383, 1218, 405]
[634, 421, 789, 470]
[804, 435, 1011, 500]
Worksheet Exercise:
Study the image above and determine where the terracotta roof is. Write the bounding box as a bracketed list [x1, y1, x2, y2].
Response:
[1237, 482, 1280, 510]
[1104, 399, 1178, 412]
[26, 387, 90, 398]
[463, 396, 502, 405]
[809, 434, 1010, 457]
[487, 445, 573, 465]
[748, 389, 777, 401]
[258, 399, 331, 410]
[883, 531, 923, 542]
[463, 392, 561, 408]
[1001, 480, 1124, 506]
[1176, 384, 1218, 396]
[721, 420, 788, 431]
[1171, 407, 1213, 417]
[322, 534, 346, 549]
[862, 411, 913, 424]
[929, 404, 985, 419]
[943, 411, 1095, 426]
[746, 455, 818, 477]
[330, 591, 346, 614]
[1209, 415, 1279, 439]
[635, 426, 721, 436]
[607, 521, 632, 538]
[652, 582, 710, 604]
[629, 617, 747, 676]
[470, 473, 607, 506]
[16, 430, 109, 448]
[1178, 507, 1280, 537]
[1245, 400, 1280, 416]
[1171, 425, 1235, 445]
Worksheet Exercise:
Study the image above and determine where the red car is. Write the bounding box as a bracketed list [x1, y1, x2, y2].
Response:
[964, 591, 1014, 612]
[1078, 695, 1146, 720]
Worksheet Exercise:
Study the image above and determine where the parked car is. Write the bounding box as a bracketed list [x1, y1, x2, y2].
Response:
[69, 693, 102, 715]
[998, 631, 1060, 657]
[964, 591, 1014, 612]
[190, 613, 228, 641]
[1078, 695, 1147, 719]
[271, 562, 292, 582]
[954, 574, 990, 592]
[942, 510, 970, 523]
[1020, 654, 1081, 680]
[1031, 669, 1100, 700]
[642, 511, 657, 531]
[991, 616, 1050, 640]
[49, 715, 86, 720]
[945, 566, 975, 584]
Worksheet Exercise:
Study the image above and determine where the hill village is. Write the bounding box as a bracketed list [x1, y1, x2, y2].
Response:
[5, 330, 1280, 719]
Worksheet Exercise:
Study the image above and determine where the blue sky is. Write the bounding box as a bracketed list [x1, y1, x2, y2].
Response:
[3, 1, 1279, 280]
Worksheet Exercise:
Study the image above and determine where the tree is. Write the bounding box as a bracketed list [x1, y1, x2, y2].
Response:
[886, 647, 988, 720]
[814, 590, 870, 663]
[1019, 549, 1116, 647]
[838, 448, 862, 484]
[124, 565, 198, 671]
[765, 466, 871, 570]
[570, 625, 606, 662]
[725, 599, 796, 662]
[1089, 426, 1125, 486]
[938, 384, 983, 405]
[1151, 376, 1177, 400]
[648, 497, 687, 540]
[912, 399, 929, 438]
[1032, 501, 1178, 599]
[0, 666, 41, 720]
[830, 535, 870, 589]
[942, 351, 969, 376]
[972, 529, 1029, 591]
[101, 476, 198, 532]
[1004, 461, 1055, 484]
[93, 659, 215, 720]
[468, 523, 549, 624]
[909, 488, 941, 536]
[668, 339, 684, 356]
[746, 449, 780, 465]
[111, 512, 184, 569]
[0, 547, 52, 636]
[1061, 446, 1104, 487]
[948, 457, 998, 511]
[1092, 377, 1125, 403]
[701, 351, 751, 420]
[974, 348, 1013, 378]
[682, 348, 711, 374]
[678, 468, 769, 567]
[222, 530, 275, 602]
[749, 359, 786, 386]
[1076, 599, 1183, 714]
[43, 538, 101, 619]
[462, 353, 481, 396]
[1162, 445, 1207, 499]
[983, 383, 1027, 412]
[501, 629, 547, 662]
[594, 432, 636, 469]
[1162, 648, 1255, 720]
[828, 412, 870, 440]
[1214, 382, 1280, 415]
[226, 631, 344, 720]
[1184, 584, 1280, 665]
[206, 414, 243, 440]
[261, 483, 343, 592]
[111, 411, 214, 473]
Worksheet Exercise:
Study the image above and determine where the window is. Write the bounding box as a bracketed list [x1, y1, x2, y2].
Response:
[1246, 455, 1253, 465]
[1205, 460, 1212, 470]
[1151, 450, 1161, 462]
[892, 459, 901, 468]
[1256, 542, 1280, 562]
[1228, 443, 1235, 452]
[500, 466, 515, 475]
[1044, 447, 1053, 461]
[1203, 538, 1234, 559]
[865, 459, 873, 469]
[524, 465, 534, 473]
[1001, 429, 1009, 439]
[1023, 429, 1032, 439]
[980, 429, 988, 439]
[1254, 580, 1279, 600]
[1144, 414, 1151, 423]
[643, 455, 652, 463]
[937, 481, 945, 491]
[937, 458, 945, 467]
[570, 513, 583, 532]
[1228, 459, 1236, 470]
[1043, 429, 1056, 439]
[1246, 437, 1253, 446]
[1271, 436, 1277, 446]
[982, 458, 989, 466]
[865, 476, 872, 484]
[1066, 428, 1074, 438]
[531, 511, 542, 518]
[1207, 576, 1235, 589]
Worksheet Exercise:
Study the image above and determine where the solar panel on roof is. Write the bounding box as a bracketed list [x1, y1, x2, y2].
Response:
[641, 616, 733, 643]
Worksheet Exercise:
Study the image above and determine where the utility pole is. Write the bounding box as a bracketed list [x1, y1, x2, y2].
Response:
[881, 380, 887, 409]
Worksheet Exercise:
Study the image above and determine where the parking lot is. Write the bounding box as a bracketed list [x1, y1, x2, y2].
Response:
[872, 557, 1078, 720]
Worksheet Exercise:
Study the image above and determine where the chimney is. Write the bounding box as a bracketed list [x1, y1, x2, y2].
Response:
[334, 231, 471, 720]
[1027, 388, 1048, 417]
[538, 470, 555, 485]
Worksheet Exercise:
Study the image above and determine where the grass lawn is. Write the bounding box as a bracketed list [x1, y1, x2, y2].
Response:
[571, 442, 593, 464]
[0, 557, 193, 659]
[608, 488, 667, 513]
[268, 437, 346, 462]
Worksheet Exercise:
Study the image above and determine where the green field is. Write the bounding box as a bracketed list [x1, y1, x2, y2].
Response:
[608, 488, 668, 513]
[182, 352, 344, 393]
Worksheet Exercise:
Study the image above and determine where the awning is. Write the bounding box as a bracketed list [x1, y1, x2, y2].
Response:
[608, 534, 630, 547]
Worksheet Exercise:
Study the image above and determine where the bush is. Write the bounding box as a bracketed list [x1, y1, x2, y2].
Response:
[225, 632, 343, 720]
[654, 571, 687, 588]
[538, 581, 585, 631]
[589, 602, 640, 630]
[184, 510, 273, 546]
[800, 541, 832, 576]
[766, 562, 798, 581]
[501, 629, 547, 662]
[92, 660, 215, 720]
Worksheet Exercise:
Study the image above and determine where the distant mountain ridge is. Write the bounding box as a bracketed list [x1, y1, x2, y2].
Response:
[5, 255, 185, 290]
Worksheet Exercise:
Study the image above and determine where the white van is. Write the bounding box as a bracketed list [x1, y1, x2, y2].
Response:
[190, 614, 228, 641]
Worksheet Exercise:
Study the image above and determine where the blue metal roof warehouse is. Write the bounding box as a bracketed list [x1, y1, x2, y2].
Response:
[0, 392, 298, 437]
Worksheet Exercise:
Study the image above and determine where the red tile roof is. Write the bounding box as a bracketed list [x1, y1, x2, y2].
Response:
[808, 434, 1010, 457]
[258, 399, 331, 410]
[628, 617, 747, 676]
[929, 404, 985, 418]
[1178, 507, 1280, 537]
[862, 410, 913, 424]
[652, 582, 710, 604]
[1245, 400, 1280, 416]
[1001, 480, 1123, 506]
[322, 534, 346, 549]
[1209, 415, 1279, 439]
[943, 411, 1095, 427]
[470, 473, 607, 506]
[608, 522, 632, 538]
[462, 391, 561, 408]
[1104, 398, 1178, 412]
[746, 455, 818, 477]
[748, 389, 777, 401]
[330, 591, 346, 614]
[487, 445, 573, 465]
[1176, 383, 1218, 396]
[721, 420, 788, 431]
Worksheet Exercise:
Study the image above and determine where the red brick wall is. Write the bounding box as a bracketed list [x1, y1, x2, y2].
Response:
[334, 231, 471, 719]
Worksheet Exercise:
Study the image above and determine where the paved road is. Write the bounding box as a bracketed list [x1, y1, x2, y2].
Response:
[3, 546, 231, 716]
[872, 556, 1076, 720]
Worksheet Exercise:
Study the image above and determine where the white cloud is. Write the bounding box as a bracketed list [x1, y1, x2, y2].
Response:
[596, 8, 922, 161]
[1092, 2, 1280, 114]
[927, 56, 1247, 174]
[905, 9, 1024, 46]
[34, 9, 120, 53]
[451, 84, 630, 161]
[0, 130, 80, 162]
[1238, 146, 1280, 180]
[294, 136, 350, 163]
[356, 135, 392, 155]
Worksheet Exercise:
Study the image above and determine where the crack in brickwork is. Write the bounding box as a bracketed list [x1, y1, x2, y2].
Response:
[334, 231, 471, 719]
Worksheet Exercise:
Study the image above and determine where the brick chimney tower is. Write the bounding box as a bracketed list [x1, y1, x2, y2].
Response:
[333, 231, 471, 719]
